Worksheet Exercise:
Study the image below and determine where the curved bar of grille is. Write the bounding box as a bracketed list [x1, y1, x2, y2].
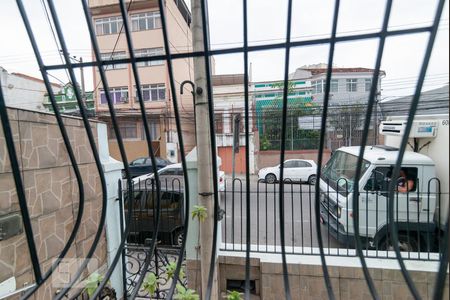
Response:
[35, 1, 109, 299]
[242, 0, 252, 298]
[312, 1, 340, 299]
[156, 0, 192, 298]
[12, 2, 87, 299]
[386, 1, 446, 298]
[350, 1, 393, 299]
[277, 0, 294, 298]
[110, 1, 164, 298]
[76, 1, 138, 299]
[198, 0, 221, 298]
[42, 25, 435, 74]
[0, 78, 43, 284]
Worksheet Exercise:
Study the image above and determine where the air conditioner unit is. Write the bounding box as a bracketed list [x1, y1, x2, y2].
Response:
[380, 120, 438, 138]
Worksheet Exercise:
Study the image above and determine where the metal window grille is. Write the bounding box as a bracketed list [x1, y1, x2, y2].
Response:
[0, 1, 448, 300]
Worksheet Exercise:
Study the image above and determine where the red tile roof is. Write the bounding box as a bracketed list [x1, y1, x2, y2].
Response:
[11, 72, 62, 88]
[306, 67, 384, 75]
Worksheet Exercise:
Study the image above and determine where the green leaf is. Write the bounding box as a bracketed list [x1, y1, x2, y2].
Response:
[226, 290, 243, 300]
[83, 272, 104, 297]
[191, 205, 208, 222]
[142, 273, 158, 295]
[167, 262, 185, 280]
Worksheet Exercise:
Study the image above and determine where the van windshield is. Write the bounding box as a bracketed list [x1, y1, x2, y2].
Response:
[321, 151, 371, 195]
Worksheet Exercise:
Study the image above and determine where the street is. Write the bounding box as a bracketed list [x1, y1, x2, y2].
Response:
[220, 176, 342, 252]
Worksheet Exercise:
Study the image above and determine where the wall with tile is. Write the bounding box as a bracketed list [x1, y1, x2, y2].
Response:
[0, 108, 107, 299]
[186, 254, 448, 300]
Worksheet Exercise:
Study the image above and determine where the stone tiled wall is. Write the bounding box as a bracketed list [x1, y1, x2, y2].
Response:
[0, 108, 107, 299]
[186, 255, 449, 300]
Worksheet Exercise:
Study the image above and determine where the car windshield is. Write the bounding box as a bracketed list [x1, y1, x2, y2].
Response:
[321, 150, 371, 196]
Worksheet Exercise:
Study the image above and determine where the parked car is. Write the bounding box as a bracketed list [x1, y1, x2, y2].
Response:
[125, 157, 172, 178]
[126, 164, 225, 246]
[132, 163, 225, 192]
[258, 159, 317, 184]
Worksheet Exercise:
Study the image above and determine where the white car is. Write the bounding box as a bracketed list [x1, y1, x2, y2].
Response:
[258, 159, 317, 184]
[133, 163, 226, 192]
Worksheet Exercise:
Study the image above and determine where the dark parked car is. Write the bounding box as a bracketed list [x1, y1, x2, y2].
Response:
[125, 157, 172, 178]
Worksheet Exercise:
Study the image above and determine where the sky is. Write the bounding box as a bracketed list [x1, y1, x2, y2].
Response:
[0, 0, 448, 100]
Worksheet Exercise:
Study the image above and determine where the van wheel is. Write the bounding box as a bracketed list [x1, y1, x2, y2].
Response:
[379, 233, 419, 252]
[308, 175, 317, 185]
[265, 173, 277, 184]
[172, 230, 184, 247]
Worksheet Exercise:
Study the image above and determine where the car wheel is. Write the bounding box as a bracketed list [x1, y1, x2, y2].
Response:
[265, 173, 277, 184]
[308, 175, 317, 185]
[379, 233, 419, 252]
[172, 229, 184, 247]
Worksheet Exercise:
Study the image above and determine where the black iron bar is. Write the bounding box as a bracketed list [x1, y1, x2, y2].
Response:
[33, 1, 109, 299]
[350, 0, 393, 297]
[13, 1, 88, 296]
[277, 0, 294, 296]
[42, 27, 435, 72]
[78, 1, 136, 298]
[156, 0, 191, 298]
[313, 0, 340, 298]
[0, 78, 43, 284]
[387, 1, 446, 298]
[242, 0, 252, 296]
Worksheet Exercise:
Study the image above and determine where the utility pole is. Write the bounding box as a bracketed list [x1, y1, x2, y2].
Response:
[79, 56, 86, 98]
[191, 0, 219, 298]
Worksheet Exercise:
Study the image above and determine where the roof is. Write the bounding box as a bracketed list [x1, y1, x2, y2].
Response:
[338, 146, 435, 165]
[307, 67, 382, 76]
[212, 74, 244, 86]
[11, 72, 62, 88]
[380, 85, 449, 117]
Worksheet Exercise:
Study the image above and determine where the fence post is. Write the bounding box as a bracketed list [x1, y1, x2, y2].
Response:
[97, 123, 125, 299]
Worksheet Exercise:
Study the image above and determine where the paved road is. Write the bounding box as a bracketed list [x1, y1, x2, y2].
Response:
[220, 177, 342, 252]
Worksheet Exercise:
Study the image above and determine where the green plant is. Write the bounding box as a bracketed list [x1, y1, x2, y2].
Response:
[191, 205, 207, 222]
[167, 262, 185, 280]
[142, 273, 159, 295]
[173, 283, 199, 300]
[84, 272, 104, 297]
[226, 290, 243, 300]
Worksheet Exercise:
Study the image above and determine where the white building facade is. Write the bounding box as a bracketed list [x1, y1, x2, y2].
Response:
[0, 67, 61, 112]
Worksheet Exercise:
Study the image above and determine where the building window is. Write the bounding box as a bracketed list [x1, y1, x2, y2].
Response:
[365, 78, 372, 92]
[95, 16, 123, 35]
[136, 84, 166, 101]
[100, 52, 127, 69]
[135, 48, 164, 67]
[330, 79, 339, 93]
[131, 12, 161, 31]
[141, 121, 160, 141]
[100, 87, 129, 104]
[215, 114, 223, 134]
[312, 80, 324, 94]
[109, 122, 137, 140]
[346, 79, 358, 92]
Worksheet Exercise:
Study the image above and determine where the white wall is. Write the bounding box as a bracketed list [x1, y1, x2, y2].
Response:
[0, 68, 53, 112]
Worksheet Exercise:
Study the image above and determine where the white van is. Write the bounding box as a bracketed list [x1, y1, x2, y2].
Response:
[319, 145, 439, 251]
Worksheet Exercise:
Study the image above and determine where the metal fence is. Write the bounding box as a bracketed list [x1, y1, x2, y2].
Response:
[221, 178, 445, 261]
[0, 0, 448, 300]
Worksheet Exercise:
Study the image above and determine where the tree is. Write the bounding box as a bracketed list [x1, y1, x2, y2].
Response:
[327, 104, 366, 147]
[259, 81, 320, 150]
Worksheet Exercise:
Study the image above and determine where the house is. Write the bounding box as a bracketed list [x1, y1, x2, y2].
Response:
[89, 0, 195, 162]
[212, 74, 256, 174]
[380, 85, 449, 117]
[0, 66, 62, 112]
[43, 84, 95, 116]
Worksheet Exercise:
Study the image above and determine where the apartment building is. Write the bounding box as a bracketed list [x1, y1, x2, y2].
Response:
[89, 0, 195, 162]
